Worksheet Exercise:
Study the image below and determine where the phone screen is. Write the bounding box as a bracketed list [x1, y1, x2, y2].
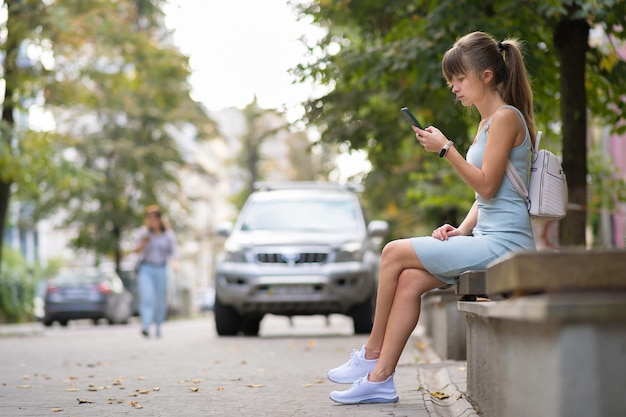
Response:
[400, 107, 424, 130]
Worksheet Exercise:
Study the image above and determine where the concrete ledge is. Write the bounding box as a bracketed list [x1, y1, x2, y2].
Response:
[459, 292, 626, 417]
[486, 250, 626, 295]
[458, 292, 626, 323]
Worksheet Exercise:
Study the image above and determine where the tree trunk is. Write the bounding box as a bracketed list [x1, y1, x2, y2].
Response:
[553, 17, 589, 247]
[0, 182, 10, 268]
[0, 0, 20, 271]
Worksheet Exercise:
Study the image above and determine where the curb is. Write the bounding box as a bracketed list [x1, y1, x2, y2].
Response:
[418, 363, 479, 417]
[410, 327, 479, 417]
[0, 322, 45, 338]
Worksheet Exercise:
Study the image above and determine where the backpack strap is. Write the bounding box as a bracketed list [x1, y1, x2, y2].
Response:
[506, 161, 530, 207]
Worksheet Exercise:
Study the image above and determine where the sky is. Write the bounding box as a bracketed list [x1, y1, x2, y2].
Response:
[163, 0, 325, 118]
[163, 0, 370, 181]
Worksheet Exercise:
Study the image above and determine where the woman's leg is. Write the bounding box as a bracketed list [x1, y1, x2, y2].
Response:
[138, 266, 155, 333]
[364, 239, 434, 359]
[153, 267, 168, 337]
[369, 267, 444, 382]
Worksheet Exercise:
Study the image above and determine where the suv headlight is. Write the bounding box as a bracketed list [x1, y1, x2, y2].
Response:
[335, 242, 363, 262]
[223, 242, 247, 263]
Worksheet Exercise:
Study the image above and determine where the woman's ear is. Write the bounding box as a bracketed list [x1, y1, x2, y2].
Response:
[482, 69, 494, 85]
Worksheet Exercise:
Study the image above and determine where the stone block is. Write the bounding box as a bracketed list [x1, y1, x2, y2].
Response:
[421, 288, 466, 360]
[459, 293, 626, 417]
[486, 250, 626, 295]
[456, 270, 486, 298]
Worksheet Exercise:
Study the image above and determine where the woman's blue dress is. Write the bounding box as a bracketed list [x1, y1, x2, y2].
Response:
[410, 105, 535, 284]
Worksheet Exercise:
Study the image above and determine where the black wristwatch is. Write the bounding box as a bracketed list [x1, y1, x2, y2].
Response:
[439, 140, 454, 158]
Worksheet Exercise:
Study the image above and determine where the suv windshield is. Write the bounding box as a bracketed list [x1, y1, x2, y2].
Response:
[240, 196, 361, 233]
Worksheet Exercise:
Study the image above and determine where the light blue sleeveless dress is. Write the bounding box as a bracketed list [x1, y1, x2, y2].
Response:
[410, 105, 535, 284]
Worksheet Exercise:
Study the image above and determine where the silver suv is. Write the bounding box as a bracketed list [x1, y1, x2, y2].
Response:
[214, 183, 388, 336]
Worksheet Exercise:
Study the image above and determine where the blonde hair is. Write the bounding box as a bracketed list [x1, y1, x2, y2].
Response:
[144, 205, 168, 232]
[442, 31, 536, 145]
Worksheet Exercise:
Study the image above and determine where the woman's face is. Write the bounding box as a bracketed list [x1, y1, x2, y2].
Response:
[449, 72, 482, 107]
[147, 213, 162, 231]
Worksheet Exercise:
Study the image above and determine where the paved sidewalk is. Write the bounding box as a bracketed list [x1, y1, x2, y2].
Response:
[0, 317, 476, 417]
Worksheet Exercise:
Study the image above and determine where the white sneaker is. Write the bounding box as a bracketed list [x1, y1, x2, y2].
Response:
[329, 373, 399, 404]
[327, 345, 378, 384]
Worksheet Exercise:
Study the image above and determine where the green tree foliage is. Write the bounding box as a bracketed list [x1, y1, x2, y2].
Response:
[1, 0, 214, 278]
[294, 0, 626, 243]
[0, 0, 52, 269]
[40, 0, 214, 270]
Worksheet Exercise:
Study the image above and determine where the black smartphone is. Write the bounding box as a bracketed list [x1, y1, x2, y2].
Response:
[400, 107, 424, 130]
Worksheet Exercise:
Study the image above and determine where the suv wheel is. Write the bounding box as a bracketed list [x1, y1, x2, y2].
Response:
[350, 294, 375, 335]
[214, 298, 241, 336]
[241, 315, 263, 336]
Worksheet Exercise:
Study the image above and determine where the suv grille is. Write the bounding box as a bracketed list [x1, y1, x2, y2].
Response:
[256, 252, 328, 264]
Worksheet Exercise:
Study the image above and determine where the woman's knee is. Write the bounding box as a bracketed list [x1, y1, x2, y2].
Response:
[381, 240, 408, 266]
[397, 269, 440, 297]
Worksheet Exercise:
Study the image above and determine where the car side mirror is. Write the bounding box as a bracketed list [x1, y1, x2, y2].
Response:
[216, 221, 233, 238]
[367, 220, 389, 238]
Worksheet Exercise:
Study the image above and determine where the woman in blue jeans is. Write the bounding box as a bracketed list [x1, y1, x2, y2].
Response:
[134, 206, 178, 338]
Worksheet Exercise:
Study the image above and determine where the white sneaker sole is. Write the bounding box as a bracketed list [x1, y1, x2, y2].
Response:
[329, 393, 399, 405]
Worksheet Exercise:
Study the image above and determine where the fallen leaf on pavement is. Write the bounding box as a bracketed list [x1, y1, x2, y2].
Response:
[192, 379, 202, 384]
[137, 376, 146, 381]
[108, 398, 124, 404]
[87, 387, 98, 392]
[302, 384, 314, 388]
[216, 387, 224, 391]
[306, 339, 316, 348]
[189, 387, 200, 392]
[240, 361, 247, 365]
[138, 389, 150, 395]
[314, 379, 325, 384]
[429, 391, 451, 400]
[77, 398, 94, 404]
[152, 387, 160, 391]
[129, 401, 143, 409]
[51, 408, 63, 412]
[417, 340, 427, 351]
[22, 375, 30, 380]
[228, 377, 241, 381]
[246, 384, 264, 389]
[64, 388, 80, 392]
[17, 385, 31, 389]
[68, 376, 78, 381]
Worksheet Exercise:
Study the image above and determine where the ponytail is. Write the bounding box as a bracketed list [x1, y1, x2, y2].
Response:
[499, 39, 536, 146]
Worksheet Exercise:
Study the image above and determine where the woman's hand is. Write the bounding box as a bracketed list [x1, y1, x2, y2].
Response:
[412, 126, 449, 153]
[432, 224, 465, 241]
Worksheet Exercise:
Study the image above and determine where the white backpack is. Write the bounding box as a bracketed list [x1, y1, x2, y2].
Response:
[505, 131, 568, 220]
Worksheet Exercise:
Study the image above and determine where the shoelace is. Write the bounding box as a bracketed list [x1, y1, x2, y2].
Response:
[349, 349, 362, 365]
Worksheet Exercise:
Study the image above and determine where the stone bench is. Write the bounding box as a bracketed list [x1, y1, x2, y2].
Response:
[421, 285, 466, 360]
[458, 250, 626, 417]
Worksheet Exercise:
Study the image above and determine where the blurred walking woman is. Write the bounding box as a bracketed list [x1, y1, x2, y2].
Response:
[134, 205, 178, 338]
[327, 31, 536, 404]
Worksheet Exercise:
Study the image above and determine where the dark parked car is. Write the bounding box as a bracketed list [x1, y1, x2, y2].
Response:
[43, 268, 133, 326]
[214, 182, 388, 336]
